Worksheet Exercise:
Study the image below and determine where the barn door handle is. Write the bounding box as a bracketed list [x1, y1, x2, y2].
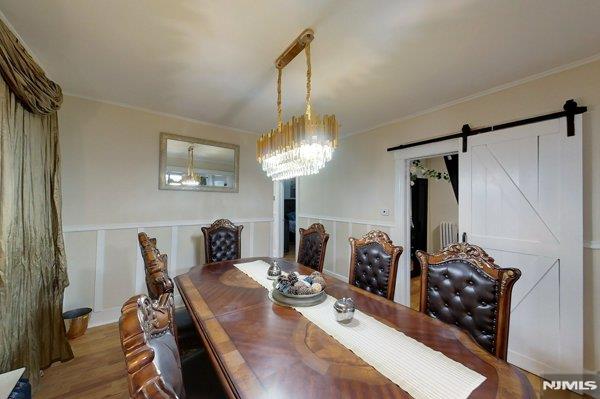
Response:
[462, 232, 468, 243]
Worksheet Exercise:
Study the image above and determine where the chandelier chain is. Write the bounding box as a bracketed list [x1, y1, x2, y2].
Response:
[277, 67, 283, 130]
[305, 43, 312, 119]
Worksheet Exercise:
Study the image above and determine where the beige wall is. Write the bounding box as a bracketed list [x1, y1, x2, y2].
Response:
[59, 96, 273, 324]
[298, 60, 600, 371]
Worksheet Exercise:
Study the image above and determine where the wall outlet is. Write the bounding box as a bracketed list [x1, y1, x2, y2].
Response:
[380, 209, 390, 216]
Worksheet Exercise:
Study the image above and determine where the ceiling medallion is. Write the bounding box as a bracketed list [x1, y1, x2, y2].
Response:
[257, 28, 339, 181]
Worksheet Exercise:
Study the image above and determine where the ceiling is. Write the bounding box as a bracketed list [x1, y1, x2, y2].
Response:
[166, 138, 233, 164]
[2, 0, 600, 136]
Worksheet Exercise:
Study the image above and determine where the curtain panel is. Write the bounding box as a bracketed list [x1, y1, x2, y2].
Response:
[0, 78, 73, 383]
[0, 17, 72, 384]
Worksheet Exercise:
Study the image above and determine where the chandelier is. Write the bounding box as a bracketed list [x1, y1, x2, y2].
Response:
[181, 145, 200, 186]
[257, 29, 339, 181]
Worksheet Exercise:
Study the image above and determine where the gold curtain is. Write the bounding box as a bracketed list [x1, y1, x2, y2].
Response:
[0, 17, 72, 385]
[0, 19, 62, 115]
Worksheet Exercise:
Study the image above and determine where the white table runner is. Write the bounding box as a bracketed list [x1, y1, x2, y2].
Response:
[235, 260, 486, 399]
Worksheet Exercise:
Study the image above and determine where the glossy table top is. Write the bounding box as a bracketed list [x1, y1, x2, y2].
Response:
[175, 257, 533, 398]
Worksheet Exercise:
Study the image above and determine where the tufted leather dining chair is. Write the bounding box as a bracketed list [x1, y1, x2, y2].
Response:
[416, 243, 521, 360]
[119, 294, 225, 399]
[201, 219, 243, 264]
[348, 231, 403, 300]
[137, 233, 200, 355]
[297, 223, 329, 273]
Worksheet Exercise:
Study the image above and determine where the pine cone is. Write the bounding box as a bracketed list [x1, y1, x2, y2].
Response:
[310, 283, 323, 294]
[312, 276, 326, 287]
[288, 273, 299, 285]
[297, 285, 312, 295]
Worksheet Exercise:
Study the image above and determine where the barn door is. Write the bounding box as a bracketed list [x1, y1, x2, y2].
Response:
[459, 116, 583, 375]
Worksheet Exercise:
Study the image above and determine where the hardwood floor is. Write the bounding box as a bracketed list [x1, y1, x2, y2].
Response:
[37, 323, 128, 399]
[35, 288, 586, 399]
[410, 275, 421, 311]
[283, 244, 295, 261]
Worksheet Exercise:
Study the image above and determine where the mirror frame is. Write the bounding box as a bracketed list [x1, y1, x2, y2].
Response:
[159, 132, 240, 193]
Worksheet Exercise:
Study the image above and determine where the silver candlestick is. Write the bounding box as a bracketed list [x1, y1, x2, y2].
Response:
[267, 260, 282, 280]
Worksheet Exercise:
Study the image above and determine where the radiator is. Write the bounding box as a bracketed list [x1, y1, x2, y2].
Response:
[439, 221, 458, 249]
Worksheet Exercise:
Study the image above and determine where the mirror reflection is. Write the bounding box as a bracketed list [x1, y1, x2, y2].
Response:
[159, 133, 239, 192]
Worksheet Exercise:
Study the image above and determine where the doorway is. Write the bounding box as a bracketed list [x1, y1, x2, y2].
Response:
[282, 179, 296, 261]
[409, 154, 459, 311]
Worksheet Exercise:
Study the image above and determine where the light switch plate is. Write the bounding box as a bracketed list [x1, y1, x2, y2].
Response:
[380, 209, 390, 216]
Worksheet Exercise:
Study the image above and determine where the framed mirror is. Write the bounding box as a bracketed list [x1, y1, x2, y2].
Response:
[159, 132, 239, 192]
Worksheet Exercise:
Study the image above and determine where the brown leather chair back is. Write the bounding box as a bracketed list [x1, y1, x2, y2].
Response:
[416, 243, 521, 360]
[297, 223, 329, 272]
[201, 219, 243, 263]
[348, 231, 402, 300]
[138, 232, 173, 300]
[119, 294, 184, 399]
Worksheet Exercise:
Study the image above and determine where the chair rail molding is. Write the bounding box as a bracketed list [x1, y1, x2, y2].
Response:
[63, 217, 273, 233]
[296, 214, 395, 228]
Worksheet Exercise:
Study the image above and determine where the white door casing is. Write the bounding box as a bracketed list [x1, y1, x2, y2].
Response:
[393, 139, 461, 306]
[459, 116, 583, 375]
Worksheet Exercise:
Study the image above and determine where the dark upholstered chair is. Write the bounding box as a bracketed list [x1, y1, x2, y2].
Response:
[119, 294, 225, 399]
[416, 243, 521, 360]
[297, 223, 329, 273]
[348, 231, 403, 300]
[201, 219, 243, 264]
[138, 233, 200, 355]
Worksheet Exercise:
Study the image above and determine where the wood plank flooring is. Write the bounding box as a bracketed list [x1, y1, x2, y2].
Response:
[35, 280, 586, 398]
[36, 323, 128, 399]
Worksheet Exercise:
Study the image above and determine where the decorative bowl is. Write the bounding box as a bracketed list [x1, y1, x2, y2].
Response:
[272, 279, 323, 298]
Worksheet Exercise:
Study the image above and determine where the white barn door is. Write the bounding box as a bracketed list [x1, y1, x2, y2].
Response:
[459, 116, 583, 375]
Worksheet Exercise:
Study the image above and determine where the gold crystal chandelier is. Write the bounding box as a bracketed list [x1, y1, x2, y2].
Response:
[257, 29, 339, 181]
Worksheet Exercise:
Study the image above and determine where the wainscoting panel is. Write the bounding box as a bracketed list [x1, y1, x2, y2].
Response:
[296, 214, 396, 283]
[253, 222, 272, 257]
[333, 221, 350, 279]
[103, 229, 137, 310]
[62, 218, 273, 327]
[177, 225, 206, 271]
[63, 231, 96, 312]
[320, 219, 335, 271]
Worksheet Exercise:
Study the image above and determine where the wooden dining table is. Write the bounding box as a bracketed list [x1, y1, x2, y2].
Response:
[175, 257, 534, 398]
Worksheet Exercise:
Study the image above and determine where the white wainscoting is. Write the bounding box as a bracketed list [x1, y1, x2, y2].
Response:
[296, 214, 396, 283]
[63, 217, 273, 327]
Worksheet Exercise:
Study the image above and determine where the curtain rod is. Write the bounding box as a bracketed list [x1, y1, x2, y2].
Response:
[387, 99, 587, 153]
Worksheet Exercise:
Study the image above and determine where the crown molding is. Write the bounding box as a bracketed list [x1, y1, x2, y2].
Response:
[344, 52, 600, 139]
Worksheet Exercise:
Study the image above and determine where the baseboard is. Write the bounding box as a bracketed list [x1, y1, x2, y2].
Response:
[87, 302, 188, 328]
[324, 270, 348, 282]
[88, 307, 121, 328]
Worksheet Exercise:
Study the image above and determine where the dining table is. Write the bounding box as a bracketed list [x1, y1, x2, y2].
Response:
[174, 257, 534, 398]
